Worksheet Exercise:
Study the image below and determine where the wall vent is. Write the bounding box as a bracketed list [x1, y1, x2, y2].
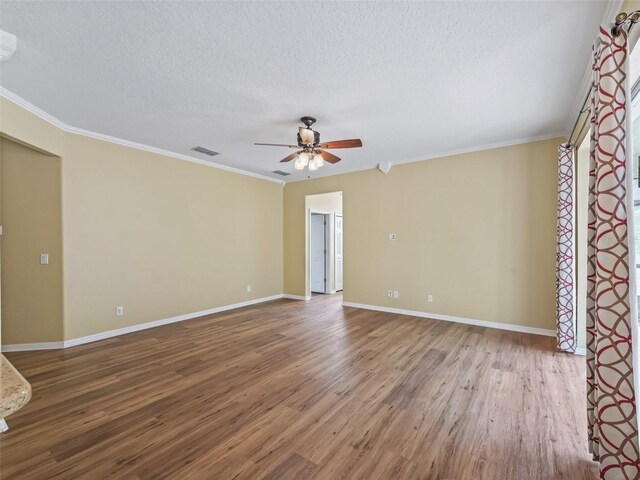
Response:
[272, 170, 291, 176]
[191, 146, 220, 156]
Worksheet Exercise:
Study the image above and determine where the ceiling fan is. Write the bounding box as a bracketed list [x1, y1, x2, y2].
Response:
[255, 116, 363, 171]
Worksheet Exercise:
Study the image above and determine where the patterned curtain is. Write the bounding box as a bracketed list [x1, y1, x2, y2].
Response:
[586, 27, 640, 479]
[556, 143, 577, 352]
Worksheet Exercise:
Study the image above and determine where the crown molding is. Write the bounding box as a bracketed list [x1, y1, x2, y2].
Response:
[0, 87, 284, 185]
[0, 84, 564, 187]
[285, 132, 565, 184]
[387, 132, 565, 168]
[1, 87, 66, 129]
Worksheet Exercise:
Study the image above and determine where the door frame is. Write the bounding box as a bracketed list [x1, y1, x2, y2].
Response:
[303, 191, 343, 300]
[334, 214, 343, 292]
[309, 211, 330, 294]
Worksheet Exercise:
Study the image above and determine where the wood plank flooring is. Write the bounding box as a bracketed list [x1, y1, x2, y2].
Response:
[1, 294, 597, 479]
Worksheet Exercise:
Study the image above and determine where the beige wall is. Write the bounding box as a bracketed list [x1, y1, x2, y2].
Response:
[61, 134, 283, 339]
[285, 138, 562, 330]
[0, 94, 560, 342]
[0, 98, 283, 343]
[1, 137, 64, 343]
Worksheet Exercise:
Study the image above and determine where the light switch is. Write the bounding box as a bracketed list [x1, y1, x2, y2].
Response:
[40, 254, 49, 265]
[389, 233, 397, 240]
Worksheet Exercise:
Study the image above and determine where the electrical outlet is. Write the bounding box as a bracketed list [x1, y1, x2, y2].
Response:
[387, 290, 393, 298]
[393, 291, 399, 298]
[388, 233, 397, 240]
[427, 294, 433, 303]
[40, 253, 49, 265]
[246, 285, 252, 293]
[116, 306, 124, 316]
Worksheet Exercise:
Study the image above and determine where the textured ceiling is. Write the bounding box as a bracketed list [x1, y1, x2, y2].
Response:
[0, 1, 608, 182]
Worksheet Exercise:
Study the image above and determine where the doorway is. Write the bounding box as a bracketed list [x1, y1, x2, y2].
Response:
[310, 213, 329, 293]
[335, 214, 343, 292]
[305, 191, 343, 298]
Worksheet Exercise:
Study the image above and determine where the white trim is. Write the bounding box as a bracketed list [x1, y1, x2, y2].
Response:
[0, 86, 563, 186]
[575, 347, 587, 356]
[0, 30, 17, 62]
[342, 302, 556, 337]
[1, 342, 64, 352]
[1, 294, 284, 352]
[309, 210, 330, 295]
[286, 133, 564, 183]
[0, 87, 65, 129]
[283, 294, 311, 301]
[0, 87, 284, 185]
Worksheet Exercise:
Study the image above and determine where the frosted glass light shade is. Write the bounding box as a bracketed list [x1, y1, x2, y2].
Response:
[308, 160, 318, 171]
[299, 128, 315, 145]
[294, 152, 309, 170]
[313, 153, 324, 168]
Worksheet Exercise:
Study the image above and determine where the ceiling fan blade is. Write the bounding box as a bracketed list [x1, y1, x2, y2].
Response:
[254, 143, 299, 148]
[317, 139, 362, 149]
[319, 150, 341, 164]
[280, 150, 303, 163]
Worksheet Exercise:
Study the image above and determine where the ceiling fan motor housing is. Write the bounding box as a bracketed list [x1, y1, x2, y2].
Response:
[297, 128, 320, 147]
[300, 116, 316, 127]
[298, 116, 319, 147]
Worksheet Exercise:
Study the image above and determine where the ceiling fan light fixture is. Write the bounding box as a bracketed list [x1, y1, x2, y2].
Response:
[299, 127, 315, 145]
[255, 117, 360, 171]
[294, 152, 309, 170]
[313, 153, 324, 168]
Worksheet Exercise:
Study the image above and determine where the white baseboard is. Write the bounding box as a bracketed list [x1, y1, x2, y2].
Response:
[574, 347, 587, 356]
[2, 296, 563, 353]
[1, 342, 65, 352]
[2, 294, 284, 352]
[342, 302, 556, 337]
[283, 294, 311, 301]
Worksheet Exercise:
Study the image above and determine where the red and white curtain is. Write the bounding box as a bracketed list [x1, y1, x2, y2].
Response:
[586, 26, 640, 479]
[556, 143, 577, 353]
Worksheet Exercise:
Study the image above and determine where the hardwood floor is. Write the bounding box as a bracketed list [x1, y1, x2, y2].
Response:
[1, 294, 596, 479]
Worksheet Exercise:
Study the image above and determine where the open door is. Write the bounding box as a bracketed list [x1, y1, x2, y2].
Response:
[310, 213, 328, 293]
[335, 214, 343, 292]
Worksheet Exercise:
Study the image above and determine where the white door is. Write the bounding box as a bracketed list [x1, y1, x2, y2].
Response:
[310, 214, 326, 293]
[335, 214, 343, 291]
